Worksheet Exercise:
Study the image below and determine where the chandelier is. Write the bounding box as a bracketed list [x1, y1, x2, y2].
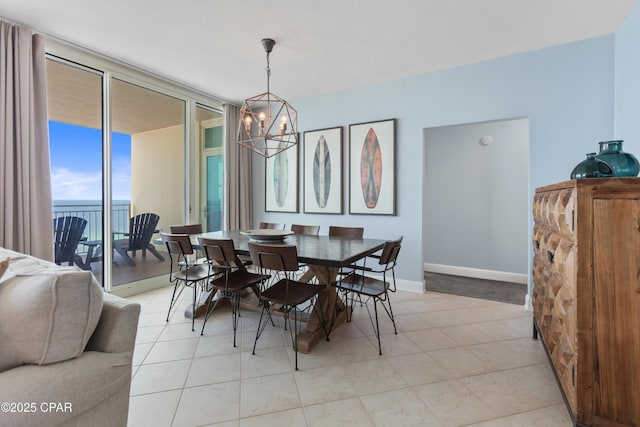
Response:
[237, 38, 298, 158]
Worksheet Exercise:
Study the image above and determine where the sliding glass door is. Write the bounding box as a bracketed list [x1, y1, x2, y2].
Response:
[110, 78, 186, 287]
[196, 105, 224, 232]
[46, 58, 105, 284]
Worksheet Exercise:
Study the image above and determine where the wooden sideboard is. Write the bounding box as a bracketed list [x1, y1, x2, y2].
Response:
[532, 178, 640, 427]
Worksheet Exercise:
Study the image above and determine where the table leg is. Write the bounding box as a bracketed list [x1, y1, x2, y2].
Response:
[184, 287, 217, 319]
[186, 283, 261, 319]
[296, 265, 349, 354]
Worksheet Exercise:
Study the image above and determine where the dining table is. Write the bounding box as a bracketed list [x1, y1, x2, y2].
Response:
[180, 230, 386, 353]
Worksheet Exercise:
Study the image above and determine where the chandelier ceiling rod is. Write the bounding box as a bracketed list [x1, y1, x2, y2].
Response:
[262, 38, 274, 94]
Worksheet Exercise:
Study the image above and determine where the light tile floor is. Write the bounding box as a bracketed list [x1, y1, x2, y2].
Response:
[126, 287, 572, 427]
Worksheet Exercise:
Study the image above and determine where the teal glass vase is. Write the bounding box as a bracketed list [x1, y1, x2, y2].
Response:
[595, 140, 640, 177]
[570, 153, 613, 179]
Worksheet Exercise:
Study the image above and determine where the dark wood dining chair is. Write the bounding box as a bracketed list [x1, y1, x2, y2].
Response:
[170, 224, 204, 263]
[334, 236, 403, 355]
[198, 237, 269, 346]
[249, 242, 328, 370]
[259, 222, 286, 230]
[328, 226, 364, 239]
[53, 216, 88, 269]
[289, 224, 320, 280]
[161, 232, 211, 331]
[291, 224, 320, 236]
[169, 224, 203, 234]
[329, 226, 366, 278]
[113, 213, 164, 266]
[238, 222, 287, 267]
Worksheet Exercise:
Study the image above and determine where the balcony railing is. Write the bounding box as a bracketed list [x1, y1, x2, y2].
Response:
[52, 202, 131, 253]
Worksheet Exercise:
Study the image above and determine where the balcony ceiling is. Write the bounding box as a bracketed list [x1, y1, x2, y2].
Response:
[0, 0, 638, 106]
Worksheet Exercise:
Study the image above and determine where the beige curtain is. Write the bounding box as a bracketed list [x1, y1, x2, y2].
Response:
[0, 20, 53, 259]
[224, 103, 253, 230]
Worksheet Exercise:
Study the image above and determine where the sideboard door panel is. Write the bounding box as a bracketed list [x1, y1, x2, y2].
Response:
[592, 198, 640, 426]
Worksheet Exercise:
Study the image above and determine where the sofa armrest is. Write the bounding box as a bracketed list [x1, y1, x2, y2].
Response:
[0, 351, 132, 427]
[85, 293, 140, 354]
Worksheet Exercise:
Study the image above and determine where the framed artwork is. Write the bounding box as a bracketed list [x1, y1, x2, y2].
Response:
[303, 126, 343, 214]
[349, 118, 396, 215]
[265, 143, 298, 212]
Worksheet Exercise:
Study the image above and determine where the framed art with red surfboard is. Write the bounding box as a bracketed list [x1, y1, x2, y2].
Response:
[349, 118, 396, 215]
[265, 141, 299, 212]
[303, 126, 343, 214]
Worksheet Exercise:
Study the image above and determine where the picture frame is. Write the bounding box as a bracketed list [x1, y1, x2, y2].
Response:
[265, 143, 298, 213]
[349, 118, 396, 215]
[303, 126, 343, 214]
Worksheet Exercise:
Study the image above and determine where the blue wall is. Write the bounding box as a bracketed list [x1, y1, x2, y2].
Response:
[616, 3, 640, 152]
[254, 35, 616, 294]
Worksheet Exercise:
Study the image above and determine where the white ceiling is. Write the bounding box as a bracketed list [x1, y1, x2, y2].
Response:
[1, 0, 638, 105]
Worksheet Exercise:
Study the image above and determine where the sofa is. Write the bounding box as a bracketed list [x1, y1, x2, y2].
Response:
[0, 247, 140, 427]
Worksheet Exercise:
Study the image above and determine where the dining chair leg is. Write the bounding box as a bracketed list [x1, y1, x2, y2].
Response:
[347, 291, 356, 322]
[250, 284, 275, 327]
[200, 288, 222, 336]
[232, 293, 241, 347]
[265, 301, 276, 327]
[166, 281, 183, 322]
[321, 304, 330, 342]
[373, 299, 382, 356]
[252, 303, 270, 355]
[293, 306, 299, 370]
[192, 283, 197, 332]
[383, 291, 398, 335]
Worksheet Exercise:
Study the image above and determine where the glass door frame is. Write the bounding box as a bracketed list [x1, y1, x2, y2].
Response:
[198, 110, 225, 232]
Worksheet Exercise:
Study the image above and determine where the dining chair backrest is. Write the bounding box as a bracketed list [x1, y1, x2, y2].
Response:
[378, 236, 403, 266]
[160, 232, 195, 256]
[53, 216, 87, 265]
[248, 242, 299, 272]
[328, 226, 364, 239]
[198, 237, 238, 268]
[128, 213, 160, 251]
[170, 224, 203, 235]
[259, 222, 286, 230]
[291, 224, 320, 236]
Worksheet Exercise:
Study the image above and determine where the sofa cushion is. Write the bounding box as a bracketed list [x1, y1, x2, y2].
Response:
[0, 255, 103, 372]
[0, 257, 8, 279]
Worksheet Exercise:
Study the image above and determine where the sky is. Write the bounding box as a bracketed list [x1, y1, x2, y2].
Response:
[49, 121, 131, 201]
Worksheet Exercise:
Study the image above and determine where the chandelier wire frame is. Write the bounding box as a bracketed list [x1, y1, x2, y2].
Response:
[237, 39, 298, 158]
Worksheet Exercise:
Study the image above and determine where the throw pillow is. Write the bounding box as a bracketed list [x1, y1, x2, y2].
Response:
[0, 269, 103, 372]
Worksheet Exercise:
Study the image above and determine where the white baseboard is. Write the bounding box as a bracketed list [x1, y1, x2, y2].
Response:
[396, 278, 425, 293]
[424, 263, 527, 284]
[524, 293, 533, 311]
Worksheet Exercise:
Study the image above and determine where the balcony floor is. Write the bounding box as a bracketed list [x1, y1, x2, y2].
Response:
[88, 247, 171, 287]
